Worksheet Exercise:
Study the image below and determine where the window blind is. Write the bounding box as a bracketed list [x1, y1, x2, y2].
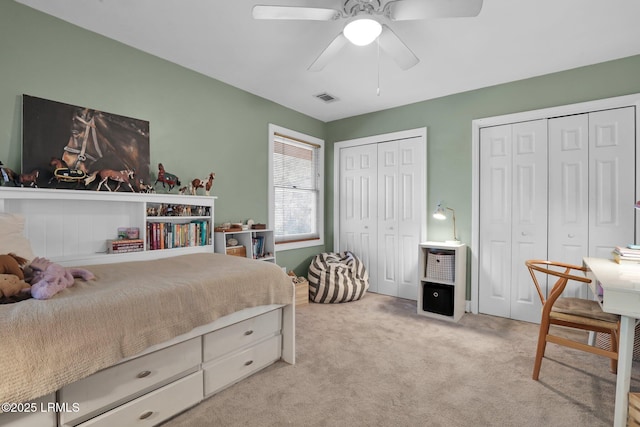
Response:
[273, 134, 320, 244]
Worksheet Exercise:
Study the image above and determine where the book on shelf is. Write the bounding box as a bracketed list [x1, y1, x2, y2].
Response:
[252, 235, 265, 259]
[107, 239, 144, 254]
[146, 220, 210, 250]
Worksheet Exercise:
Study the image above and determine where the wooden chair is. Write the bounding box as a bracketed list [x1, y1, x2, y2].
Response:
[525, 260, 620, 380]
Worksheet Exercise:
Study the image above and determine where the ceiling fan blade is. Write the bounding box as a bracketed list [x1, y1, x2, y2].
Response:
[387, 0, 483, 21]
[252, 5, 341, 20]
[377, 25, 419, 70]
[308, 33, 348, 71]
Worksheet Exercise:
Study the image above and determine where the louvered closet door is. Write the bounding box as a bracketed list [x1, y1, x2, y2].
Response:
[479, 120, 547, 321]
[339, 144, 378, 291]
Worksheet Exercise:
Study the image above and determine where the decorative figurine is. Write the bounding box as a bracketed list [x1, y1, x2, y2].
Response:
[0, 161, 18, 186]
[190, 172, 215, 196]
[84, 169, 136, 192]
[137, 179, 154, 193]
[17, 170, 39, 188]
[154, 163, 181, 191]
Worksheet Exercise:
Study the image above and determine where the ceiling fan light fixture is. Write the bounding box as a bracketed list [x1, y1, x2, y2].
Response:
[343, 18, 382, 46]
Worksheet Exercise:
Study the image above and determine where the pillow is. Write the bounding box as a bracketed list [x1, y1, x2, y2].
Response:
[0, 213, 36, 261]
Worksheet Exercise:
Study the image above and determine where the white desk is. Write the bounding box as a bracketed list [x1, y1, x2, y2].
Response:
[583, 257, 640, 427]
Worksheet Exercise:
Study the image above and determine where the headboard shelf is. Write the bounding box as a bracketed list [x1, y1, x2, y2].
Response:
[0, 187, 216, 266]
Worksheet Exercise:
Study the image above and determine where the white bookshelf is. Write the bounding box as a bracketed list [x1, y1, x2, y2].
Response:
[0, 187, 216, 266]
[214, 229, 275, 263]
[417, 241, 467, 322]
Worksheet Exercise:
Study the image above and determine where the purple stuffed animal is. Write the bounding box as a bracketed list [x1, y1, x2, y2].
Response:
[28, 257, 95, 300]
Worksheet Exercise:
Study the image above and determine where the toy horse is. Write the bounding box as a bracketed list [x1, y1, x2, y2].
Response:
[190, 173, 215, 196]
[18, 170, 39, 187]
[0, 161, 18, 186]
[84, 169, 136, 192]
[0, 161, 39, 187]
[154, 163, 181, 191]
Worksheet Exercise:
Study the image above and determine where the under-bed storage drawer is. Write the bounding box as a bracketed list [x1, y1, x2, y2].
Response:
[203, 334, 281, 396]
[60, 338, 201, 426]
[75, 371, 203, 427]
[203, 308, 281, 362]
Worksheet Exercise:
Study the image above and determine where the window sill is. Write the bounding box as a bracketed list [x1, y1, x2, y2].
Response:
[276, 238, 324, 252]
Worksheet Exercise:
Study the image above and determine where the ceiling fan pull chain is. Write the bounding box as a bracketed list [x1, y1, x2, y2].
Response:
[376, 37, 381, 96]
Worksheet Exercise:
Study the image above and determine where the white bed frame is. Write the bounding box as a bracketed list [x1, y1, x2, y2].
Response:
[0, 187, 295, 427]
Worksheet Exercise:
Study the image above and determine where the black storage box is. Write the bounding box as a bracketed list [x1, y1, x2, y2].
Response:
[422, 282, 454, 316]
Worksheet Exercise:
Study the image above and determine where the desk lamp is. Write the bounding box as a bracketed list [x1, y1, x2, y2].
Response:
[433, 201, 460, 244]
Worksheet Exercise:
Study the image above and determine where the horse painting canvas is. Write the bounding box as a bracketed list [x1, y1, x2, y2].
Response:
[21, 95, 150, 191]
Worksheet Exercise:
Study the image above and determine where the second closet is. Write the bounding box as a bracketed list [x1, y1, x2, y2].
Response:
[478, 107, 635, 323]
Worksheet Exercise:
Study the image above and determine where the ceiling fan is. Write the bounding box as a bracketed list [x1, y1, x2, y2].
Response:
[252, 0, 483, 71]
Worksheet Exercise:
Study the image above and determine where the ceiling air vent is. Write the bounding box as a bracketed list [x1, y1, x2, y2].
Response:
[314, 92, 339, 103]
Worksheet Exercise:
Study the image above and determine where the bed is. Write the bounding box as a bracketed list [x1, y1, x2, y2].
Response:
[0, 188, 295, 427]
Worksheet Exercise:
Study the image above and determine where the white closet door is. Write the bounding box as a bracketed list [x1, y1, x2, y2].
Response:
[548, 114, 589, 298]
[589, 107, 636, 259]
[396, 138, 424, 300]
[377, 138, 425, 299]
[510, 120, 548, 322]
[479, 125, 513, 318]
[338, 134, 425, 300]
[377, 141, 399, 296]
[479, 120, 547, 321]
[339, 144, 378, 291]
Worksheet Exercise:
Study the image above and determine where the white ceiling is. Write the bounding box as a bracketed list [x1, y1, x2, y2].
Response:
[14, 0, 640, 122]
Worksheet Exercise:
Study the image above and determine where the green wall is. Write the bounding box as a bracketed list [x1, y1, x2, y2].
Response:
[4, 1, 640, 287]
[0, 1, 324, 274]
[326, 55, 640, 295]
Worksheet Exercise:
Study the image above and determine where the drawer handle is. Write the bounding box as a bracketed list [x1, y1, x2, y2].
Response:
[137, 370, 151, 379]
[139, 411, 153, 420]
[244, 330, 254, 336]
[244, 360, 254, 366]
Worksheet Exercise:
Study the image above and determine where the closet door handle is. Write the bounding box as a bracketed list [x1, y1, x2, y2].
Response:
[568, 234, 575, 238]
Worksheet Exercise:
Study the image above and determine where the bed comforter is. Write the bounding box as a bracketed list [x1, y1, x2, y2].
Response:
[0, 252, 293, 405]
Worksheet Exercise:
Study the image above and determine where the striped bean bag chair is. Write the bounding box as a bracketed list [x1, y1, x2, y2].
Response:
[307, 251, 369, 303]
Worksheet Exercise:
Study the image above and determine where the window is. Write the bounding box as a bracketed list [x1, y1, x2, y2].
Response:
[268, 124, 324, 251]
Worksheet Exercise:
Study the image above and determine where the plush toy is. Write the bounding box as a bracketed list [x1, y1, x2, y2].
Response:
[28, 257, 95, 300]
[0, 273, 30, 298]
[0, 253, 31, 298]
[0, 253, 28, 279]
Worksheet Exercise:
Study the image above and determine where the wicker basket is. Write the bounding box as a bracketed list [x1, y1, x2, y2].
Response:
[288, 272, 309, 306]
[629, 393, 640, 426]
[425, 250, 455, 282]
[595, 322, 640, 361]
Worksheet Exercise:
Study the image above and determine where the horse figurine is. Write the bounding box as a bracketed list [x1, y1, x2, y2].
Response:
[18, 170, 39, 188]
[190, 172, 215, 196]
[84, 169, 136, 192]
[154, 163, 181, 191]
[0, 161, 18, 186]
[137, 179, 155, 193]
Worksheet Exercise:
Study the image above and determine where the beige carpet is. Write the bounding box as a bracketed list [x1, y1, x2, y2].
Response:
[163, 293, 640, 427]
